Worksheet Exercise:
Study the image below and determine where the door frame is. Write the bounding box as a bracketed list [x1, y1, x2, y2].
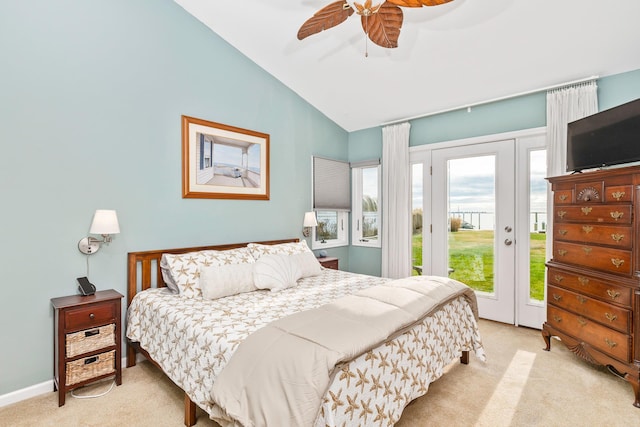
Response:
[409, 127, 547, 326]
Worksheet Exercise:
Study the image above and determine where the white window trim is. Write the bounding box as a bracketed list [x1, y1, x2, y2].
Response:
[310, 211, 349, 249]
[351, 164, 382, 248]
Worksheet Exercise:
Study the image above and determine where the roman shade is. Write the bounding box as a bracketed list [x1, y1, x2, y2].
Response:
[313, 156, 350, 211]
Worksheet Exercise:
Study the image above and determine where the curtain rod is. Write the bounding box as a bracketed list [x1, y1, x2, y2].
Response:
[380, 75, 599, 127]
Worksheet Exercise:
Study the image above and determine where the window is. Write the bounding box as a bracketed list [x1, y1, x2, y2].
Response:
[312, 157, 350, 249]
[351, 161, 381, 248]
[312, 210, 349, 248]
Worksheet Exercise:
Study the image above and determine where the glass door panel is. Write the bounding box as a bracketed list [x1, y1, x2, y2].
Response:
[412, 163, 424, 275]
[447, 155, 496, 294]
[529, 149, 547, 302]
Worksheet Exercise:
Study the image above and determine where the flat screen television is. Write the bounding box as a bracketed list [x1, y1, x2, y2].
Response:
[566, 97, 640, 172]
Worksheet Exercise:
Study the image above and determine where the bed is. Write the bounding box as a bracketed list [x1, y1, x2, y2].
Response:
[125, 239, 485, 426]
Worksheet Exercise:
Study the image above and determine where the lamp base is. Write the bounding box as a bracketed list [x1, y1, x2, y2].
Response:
[78, 237, 100, 255]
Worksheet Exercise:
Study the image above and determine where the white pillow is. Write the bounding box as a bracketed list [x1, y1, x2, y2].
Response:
[162, 247, 255, 298]
[253, 254, 302, 292]
[291, 251, 322, 278]
[200, 263, 257, 300]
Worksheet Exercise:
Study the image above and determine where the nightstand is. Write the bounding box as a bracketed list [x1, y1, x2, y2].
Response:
[51, 289, 123, 406]
[318, 256, 339, 270]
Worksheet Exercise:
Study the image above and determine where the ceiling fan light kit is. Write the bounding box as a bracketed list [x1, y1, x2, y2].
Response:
[297, 0, 454, 56]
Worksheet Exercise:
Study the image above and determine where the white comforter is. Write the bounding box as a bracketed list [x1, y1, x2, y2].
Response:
[126, 269, 485, 426]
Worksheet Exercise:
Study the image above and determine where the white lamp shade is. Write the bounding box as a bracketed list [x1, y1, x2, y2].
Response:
[303, 211, 318, 227]
[89, 210, 120, 235]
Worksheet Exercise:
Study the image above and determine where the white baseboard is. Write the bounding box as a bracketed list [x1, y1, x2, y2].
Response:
[0, 355, 135, 408]
[0, 380, 53, 408]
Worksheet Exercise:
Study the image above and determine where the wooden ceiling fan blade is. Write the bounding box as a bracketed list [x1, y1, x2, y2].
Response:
[362, 3, 403, 48]
[297, 1, 355, 40]
[387, 0, 454, 7]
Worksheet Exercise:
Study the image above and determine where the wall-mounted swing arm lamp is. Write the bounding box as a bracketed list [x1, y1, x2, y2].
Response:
[302, 211, 318, 237]
[78, 210, 120, 255]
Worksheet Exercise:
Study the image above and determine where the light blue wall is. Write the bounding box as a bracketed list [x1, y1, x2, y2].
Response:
[347, 69, 640, 276]
[0, 1, 347, 395]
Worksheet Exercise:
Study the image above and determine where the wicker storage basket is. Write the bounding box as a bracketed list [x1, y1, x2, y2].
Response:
[66, 350, 115, 386]
[66, 324, 115, 358]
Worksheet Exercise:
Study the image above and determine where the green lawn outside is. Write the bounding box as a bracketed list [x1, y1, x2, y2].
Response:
[412, 231, 546, 300]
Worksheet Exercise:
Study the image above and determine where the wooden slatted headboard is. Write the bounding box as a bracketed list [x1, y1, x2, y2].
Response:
[126, 238, 299, 306]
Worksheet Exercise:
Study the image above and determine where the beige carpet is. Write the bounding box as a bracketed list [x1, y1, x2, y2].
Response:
[2, 320, 640, 426]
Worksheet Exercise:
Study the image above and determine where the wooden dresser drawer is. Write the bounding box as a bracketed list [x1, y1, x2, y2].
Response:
[575, 181, 604, 203]
[553, 241, 631, 275]
[553, 223, 632, 248]
[554, 205, 632, 224]
[548, 285, 631, 333]
[605, 185, 633, 202]
[547, 305, 630, 362]
[547, 267, 632, 307]
[65, 302, 116, 331]
[554, 190, 573, 204]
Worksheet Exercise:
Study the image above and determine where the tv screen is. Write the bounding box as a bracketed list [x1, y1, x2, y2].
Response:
[566, 97, 640, 172]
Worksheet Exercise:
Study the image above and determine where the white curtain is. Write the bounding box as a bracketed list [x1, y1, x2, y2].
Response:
[546, 81, 598, 261]
[381, 122, 411, 279]
[546, 81, 598, 177]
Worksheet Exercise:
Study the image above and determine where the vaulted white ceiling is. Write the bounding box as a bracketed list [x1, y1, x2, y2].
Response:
[174, 0, 640, 132]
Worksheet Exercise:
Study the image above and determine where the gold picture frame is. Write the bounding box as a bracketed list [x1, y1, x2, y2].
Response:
[181, 115, 270, 200]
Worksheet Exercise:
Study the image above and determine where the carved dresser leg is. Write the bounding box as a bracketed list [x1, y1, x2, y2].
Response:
[541, 327, 551, 351]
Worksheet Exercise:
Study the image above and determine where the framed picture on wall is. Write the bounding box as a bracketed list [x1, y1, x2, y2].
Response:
[181, 115, 270, 200]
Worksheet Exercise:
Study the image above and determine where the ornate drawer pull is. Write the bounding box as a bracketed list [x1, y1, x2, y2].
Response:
[576, 295, 586, 304]
[582, 226, 593, 234]
[605, 338, 617, 349]
[558, 229, 568, 235]
[558, 249, 568, 256]
[581, 207, 592, 215]
[553, 315, 562, 323]
[605, 312, 618, 323]
[559, 194, 568, 201]
[611, 191, 625, 201]
[582, 247, 592, 255]
[557, 210, 567, 219]
[553, 294, 562, 301]
[578, 276, 589, 286]
[611, 233, 624, 243]
[554, 275, 564, 283]
[611, 258, 624, 268]
[610, 211, 624, 221]
[577, 317, 587, 326]
[607, 289, 621, 300]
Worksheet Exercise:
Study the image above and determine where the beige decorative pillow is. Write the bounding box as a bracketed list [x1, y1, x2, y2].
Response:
[163, 247, 255, 298]
[248, 241, 321, 278]
[247, 241, 311, 259]
[200, 263, 257, 300]
[253, 254, 302, 292]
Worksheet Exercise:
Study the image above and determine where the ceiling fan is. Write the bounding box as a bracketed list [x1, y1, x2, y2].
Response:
[297, 0, 455, 54]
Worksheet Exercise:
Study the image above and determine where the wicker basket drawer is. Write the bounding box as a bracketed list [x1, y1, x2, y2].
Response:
[66, 350, 115, 386]
[66, 324, 115, 358]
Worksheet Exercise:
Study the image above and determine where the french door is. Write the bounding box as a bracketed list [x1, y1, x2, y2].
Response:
[412, 131, 547, 327]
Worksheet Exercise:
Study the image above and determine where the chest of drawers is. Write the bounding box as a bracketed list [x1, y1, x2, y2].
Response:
[543, 166, 640, 408]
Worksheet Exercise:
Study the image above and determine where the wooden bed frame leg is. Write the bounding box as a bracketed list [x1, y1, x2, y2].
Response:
[185, 393, 197, 426]
[460, 350, 469, 365]
[126, 343, 137, 368]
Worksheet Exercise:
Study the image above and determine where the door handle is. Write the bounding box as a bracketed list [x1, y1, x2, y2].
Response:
[504, 239, 513, 246]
